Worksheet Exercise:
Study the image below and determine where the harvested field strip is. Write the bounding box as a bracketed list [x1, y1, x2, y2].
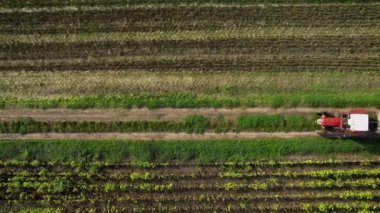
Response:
[1, 2, 377, 75]
[1, 27, 379, 44]
[1, 92, 379, 108]
[2, 55, 379, 71]
[5, 53, 378, 65]
[2, 4, 379, 33]
[1, 71, 378, 96]
[2, 37, 380, 60]
[1, 159, 380, 212]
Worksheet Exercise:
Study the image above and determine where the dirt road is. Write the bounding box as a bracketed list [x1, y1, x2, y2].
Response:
[0, 107, 378, 122]
[0, 132, 321, 140]
[1, 131, 378, 140]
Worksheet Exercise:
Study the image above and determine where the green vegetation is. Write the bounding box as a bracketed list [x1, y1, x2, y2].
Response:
[1, 159, 380, 212]
[0, 114, 319, 134]
[237, 114, 320, 131]
[1, 71, 378, 109]
[1, 92, 380, 109]
[0, 138, 378, 163]
[237, 114, 285, 131]
[183, 115, 211, 133]
[1, 0, 379, 212]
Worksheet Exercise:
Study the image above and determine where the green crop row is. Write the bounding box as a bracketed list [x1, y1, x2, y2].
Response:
[0, 138, 378, 163]
[1, 92, 380, 109]
[236, 114, 318, 131]
[4, 177, 378, 194]
[0, 117, 188, 134]
[3, 162, 379, 181]
[2, 172, 379, 212]
[0, 114, 318, 134]
[0, 158, 376, 168]
[0, 115, 210, 134]
[1, 159, 379, 212]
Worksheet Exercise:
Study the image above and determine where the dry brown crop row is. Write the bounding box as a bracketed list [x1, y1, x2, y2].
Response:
[1, 36, 379, 60]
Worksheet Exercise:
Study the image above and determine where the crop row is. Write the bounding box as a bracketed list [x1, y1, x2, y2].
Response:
[0, 114, 318, 134]
[1, 27, 378, 44]
[1, 71, 377, 98]
[2, 55, 379, 72]
[0, 171, 380, 194]
[2, 158, 379, 169]
[2, 36, 379, 60]
[3, 166, 380, 191]
[5, 191, 379, 211]
[2, 20, 378, 35]
[1, 0, 377, 8]
[5, 200, 379, 213]
[2, 159, 379, 177]
[3, 179, 379, 196]
[3, 169, 380, 184]
[1, 139, 379, 163]
[2, 170, 380, 212]
[2, 158, 379, 212]
[2, 92, 379, 109]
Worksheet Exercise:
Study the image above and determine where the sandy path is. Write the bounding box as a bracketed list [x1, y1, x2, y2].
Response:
[0, 107, 378, 122]
[1, 132, 378, 140]
[0, 132, 322, 140]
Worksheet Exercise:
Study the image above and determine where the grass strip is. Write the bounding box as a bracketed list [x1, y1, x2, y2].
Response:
[0, 115, 318, 134]
[2, 37, 379, 60]
[1, 92, 379, 109]
[0, 138, 378, 163]
[236, 114, 318, 131]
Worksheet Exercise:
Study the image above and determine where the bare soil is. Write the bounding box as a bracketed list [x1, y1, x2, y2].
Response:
[0, 107, 378, 122]
[0, 132, 320, 140]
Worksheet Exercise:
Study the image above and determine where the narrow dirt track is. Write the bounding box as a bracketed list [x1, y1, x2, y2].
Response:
[0, 132, 321, 140]
[1, 132, 379, 140]
[0, 107, 378, 121]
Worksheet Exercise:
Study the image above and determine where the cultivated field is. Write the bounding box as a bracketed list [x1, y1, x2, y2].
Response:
[1, 1, 380, 108]
[1, 0, 379, 212]
[2, 159, 380, 212]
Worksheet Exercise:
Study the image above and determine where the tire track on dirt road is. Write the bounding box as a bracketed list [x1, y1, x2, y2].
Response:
[0, 132, 321, 140]
[0, 107, 378, 122]
[1, 131, 379, 140]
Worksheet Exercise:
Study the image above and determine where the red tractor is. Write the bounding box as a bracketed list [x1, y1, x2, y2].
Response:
[316, 109, 372, 137]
